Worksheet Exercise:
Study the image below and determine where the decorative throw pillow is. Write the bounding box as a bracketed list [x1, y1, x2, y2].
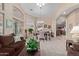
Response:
[14, 36, 21, 42]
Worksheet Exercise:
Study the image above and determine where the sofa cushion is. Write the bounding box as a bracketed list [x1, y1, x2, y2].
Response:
[0, 47, 15, 56]
[9, 41, 25, 51]
[73, 43, 79, 51]
[14, 36, 21, 42]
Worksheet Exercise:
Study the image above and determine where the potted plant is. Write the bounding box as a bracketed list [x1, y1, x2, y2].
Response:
[27, 37, 39, 55]
[28, 28, 33, 34]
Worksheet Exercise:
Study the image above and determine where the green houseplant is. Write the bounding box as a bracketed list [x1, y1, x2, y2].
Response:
[28, 28, 33, 34]
[27, 37, 39, 55]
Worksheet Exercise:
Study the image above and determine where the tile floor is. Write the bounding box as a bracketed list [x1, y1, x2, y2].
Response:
[40, 35, 67, 56]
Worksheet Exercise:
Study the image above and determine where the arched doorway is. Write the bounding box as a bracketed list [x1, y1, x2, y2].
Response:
[56, 16, 66, 36]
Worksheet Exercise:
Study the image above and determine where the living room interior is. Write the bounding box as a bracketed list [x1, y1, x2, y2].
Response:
[0, 3, 79, 56]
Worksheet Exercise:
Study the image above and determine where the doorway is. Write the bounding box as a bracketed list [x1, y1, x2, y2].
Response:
[56, 16, 66, 36]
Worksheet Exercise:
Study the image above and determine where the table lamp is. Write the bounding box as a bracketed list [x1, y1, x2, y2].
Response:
[70, 26, 79, 42]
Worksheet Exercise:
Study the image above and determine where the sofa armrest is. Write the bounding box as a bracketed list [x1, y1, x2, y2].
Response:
[20, 37, 26, 42]
[9, 41, 25, 51]
[72, 43, 79, 51]
[66, 40, 74, 50]
[0, 44, 2, 48]
[0, 52, 9, 56]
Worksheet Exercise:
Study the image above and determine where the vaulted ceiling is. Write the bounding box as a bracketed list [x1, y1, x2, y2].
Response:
[21, 3, 78, 26]
[21, 3, 62, 17]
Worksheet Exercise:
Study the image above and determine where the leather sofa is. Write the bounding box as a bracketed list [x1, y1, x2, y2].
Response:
[66, 40, 79, 56]
[0, 35, 26, 56]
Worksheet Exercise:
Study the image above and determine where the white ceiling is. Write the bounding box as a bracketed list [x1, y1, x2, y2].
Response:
[21, 3, 61, 17]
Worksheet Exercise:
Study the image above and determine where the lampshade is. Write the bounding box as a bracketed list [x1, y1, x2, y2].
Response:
[70, 26, 79, 34]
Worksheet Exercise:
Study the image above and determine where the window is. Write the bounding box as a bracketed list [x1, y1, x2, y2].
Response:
[0, 13, 4, 35]
[13, 7, 24, 20]
[13, 19, 23, 35]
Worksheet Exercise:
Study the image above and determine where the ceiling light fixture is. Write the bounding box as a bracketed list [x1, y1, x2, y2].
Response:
[64, 12, 66, 14]
[36, 3, 45, 7]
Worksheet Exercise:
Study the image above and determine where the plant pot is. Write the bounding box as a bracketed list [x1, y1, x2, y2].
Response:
[27, 49, 38, 56]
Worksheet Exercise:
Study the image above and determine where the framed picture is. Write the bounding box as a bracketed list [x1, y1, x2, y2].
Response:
[0, 13, 4, 35]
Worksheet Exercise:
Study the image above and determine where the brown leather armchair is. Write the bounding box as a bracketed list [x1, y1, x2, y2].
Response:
[66, 40, 79, 56]
[0, 35, 26, 56]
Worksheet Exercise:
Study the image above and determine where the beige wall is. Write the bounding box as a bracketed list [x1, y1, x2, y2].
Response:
[25, 14, 37, 36]
[51, 3, 78, 37]
[0, 3, 26, 36]
[66, 11, 76, 39]
[4, 4, 13, 35]
[66, 8, 79, 39]
[0, 3, 38, 39]
[4, 3, 37, 36]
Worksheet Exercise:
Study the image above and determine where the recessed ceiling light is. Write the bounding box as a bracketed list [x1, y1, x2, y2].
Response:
[30, 9, 33, 11]
[64, 12, 66, 14]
